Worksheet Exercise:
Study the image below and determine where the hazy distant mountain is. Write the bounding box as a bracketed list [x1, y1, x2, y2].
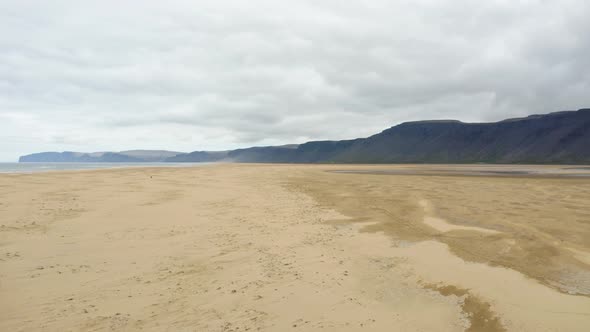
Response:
[117, 150, 184, 162]
[165, 151, 229, 162]
[19, 150, 183, 163]
[164, 145, 300, 163]
[20, 109, 590, 164]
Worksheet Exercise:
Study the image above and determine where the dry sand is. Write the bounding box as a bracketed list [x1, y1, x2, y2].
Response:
[1, 164, 589, 331]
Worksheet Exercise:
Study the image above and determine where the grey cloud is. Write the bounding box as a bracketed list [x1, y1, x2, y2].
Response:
[1, 0, 589, 160]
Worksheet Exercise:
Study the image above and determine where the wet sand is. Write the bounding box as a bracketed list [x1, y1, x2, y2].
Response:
[330, 164, 590, 178]
[1, 164, 589, 331]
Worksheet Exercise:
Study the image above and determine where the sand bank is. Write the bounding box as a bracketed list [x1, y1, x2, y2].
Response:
[1, 164, 589, 331]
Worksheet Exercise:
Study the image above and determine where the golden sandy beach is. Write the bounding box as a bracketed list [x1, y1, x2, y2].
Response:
[1, 164, 590, 331]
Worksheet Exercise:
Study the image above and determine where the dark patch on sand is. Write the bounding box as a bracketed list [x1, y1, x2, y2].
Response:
[329, 169, 590, 178]
[424, 283, 506, 332]
[291, 167, 590, 297]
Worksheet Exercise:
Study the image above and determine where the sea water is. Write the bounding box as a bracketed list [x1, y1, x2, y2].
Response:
[0, 162, 207, 173]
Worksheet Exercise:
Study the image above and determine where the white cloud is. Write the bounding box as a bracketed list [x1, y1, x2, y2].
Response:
[0, 0, 589, 160]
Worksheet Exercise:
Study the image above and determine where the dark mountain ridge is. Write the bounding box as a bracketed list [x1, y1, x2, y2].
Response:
[19, 109, 590, 164]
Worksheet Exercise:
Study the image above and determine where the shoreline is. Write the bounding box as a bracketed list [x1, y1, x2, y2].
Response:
[0, 162, 218, 175]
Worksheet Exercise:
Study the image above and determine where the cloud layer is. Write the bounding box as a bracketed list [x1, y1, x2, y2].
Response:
[1, 0, 589, 160]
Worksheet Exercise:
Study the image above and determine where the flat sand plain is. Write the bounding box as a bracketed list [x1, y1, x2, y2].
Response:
[1, 164, 589, 331]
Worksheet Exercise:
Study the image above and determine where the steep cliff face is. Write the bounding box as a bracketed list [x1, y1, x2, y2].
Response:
[326, 109, 590, 163]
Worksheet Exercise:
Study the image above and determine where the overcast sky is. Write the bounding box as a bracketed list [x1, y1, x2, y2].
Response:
[1, 0, 589, 161]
